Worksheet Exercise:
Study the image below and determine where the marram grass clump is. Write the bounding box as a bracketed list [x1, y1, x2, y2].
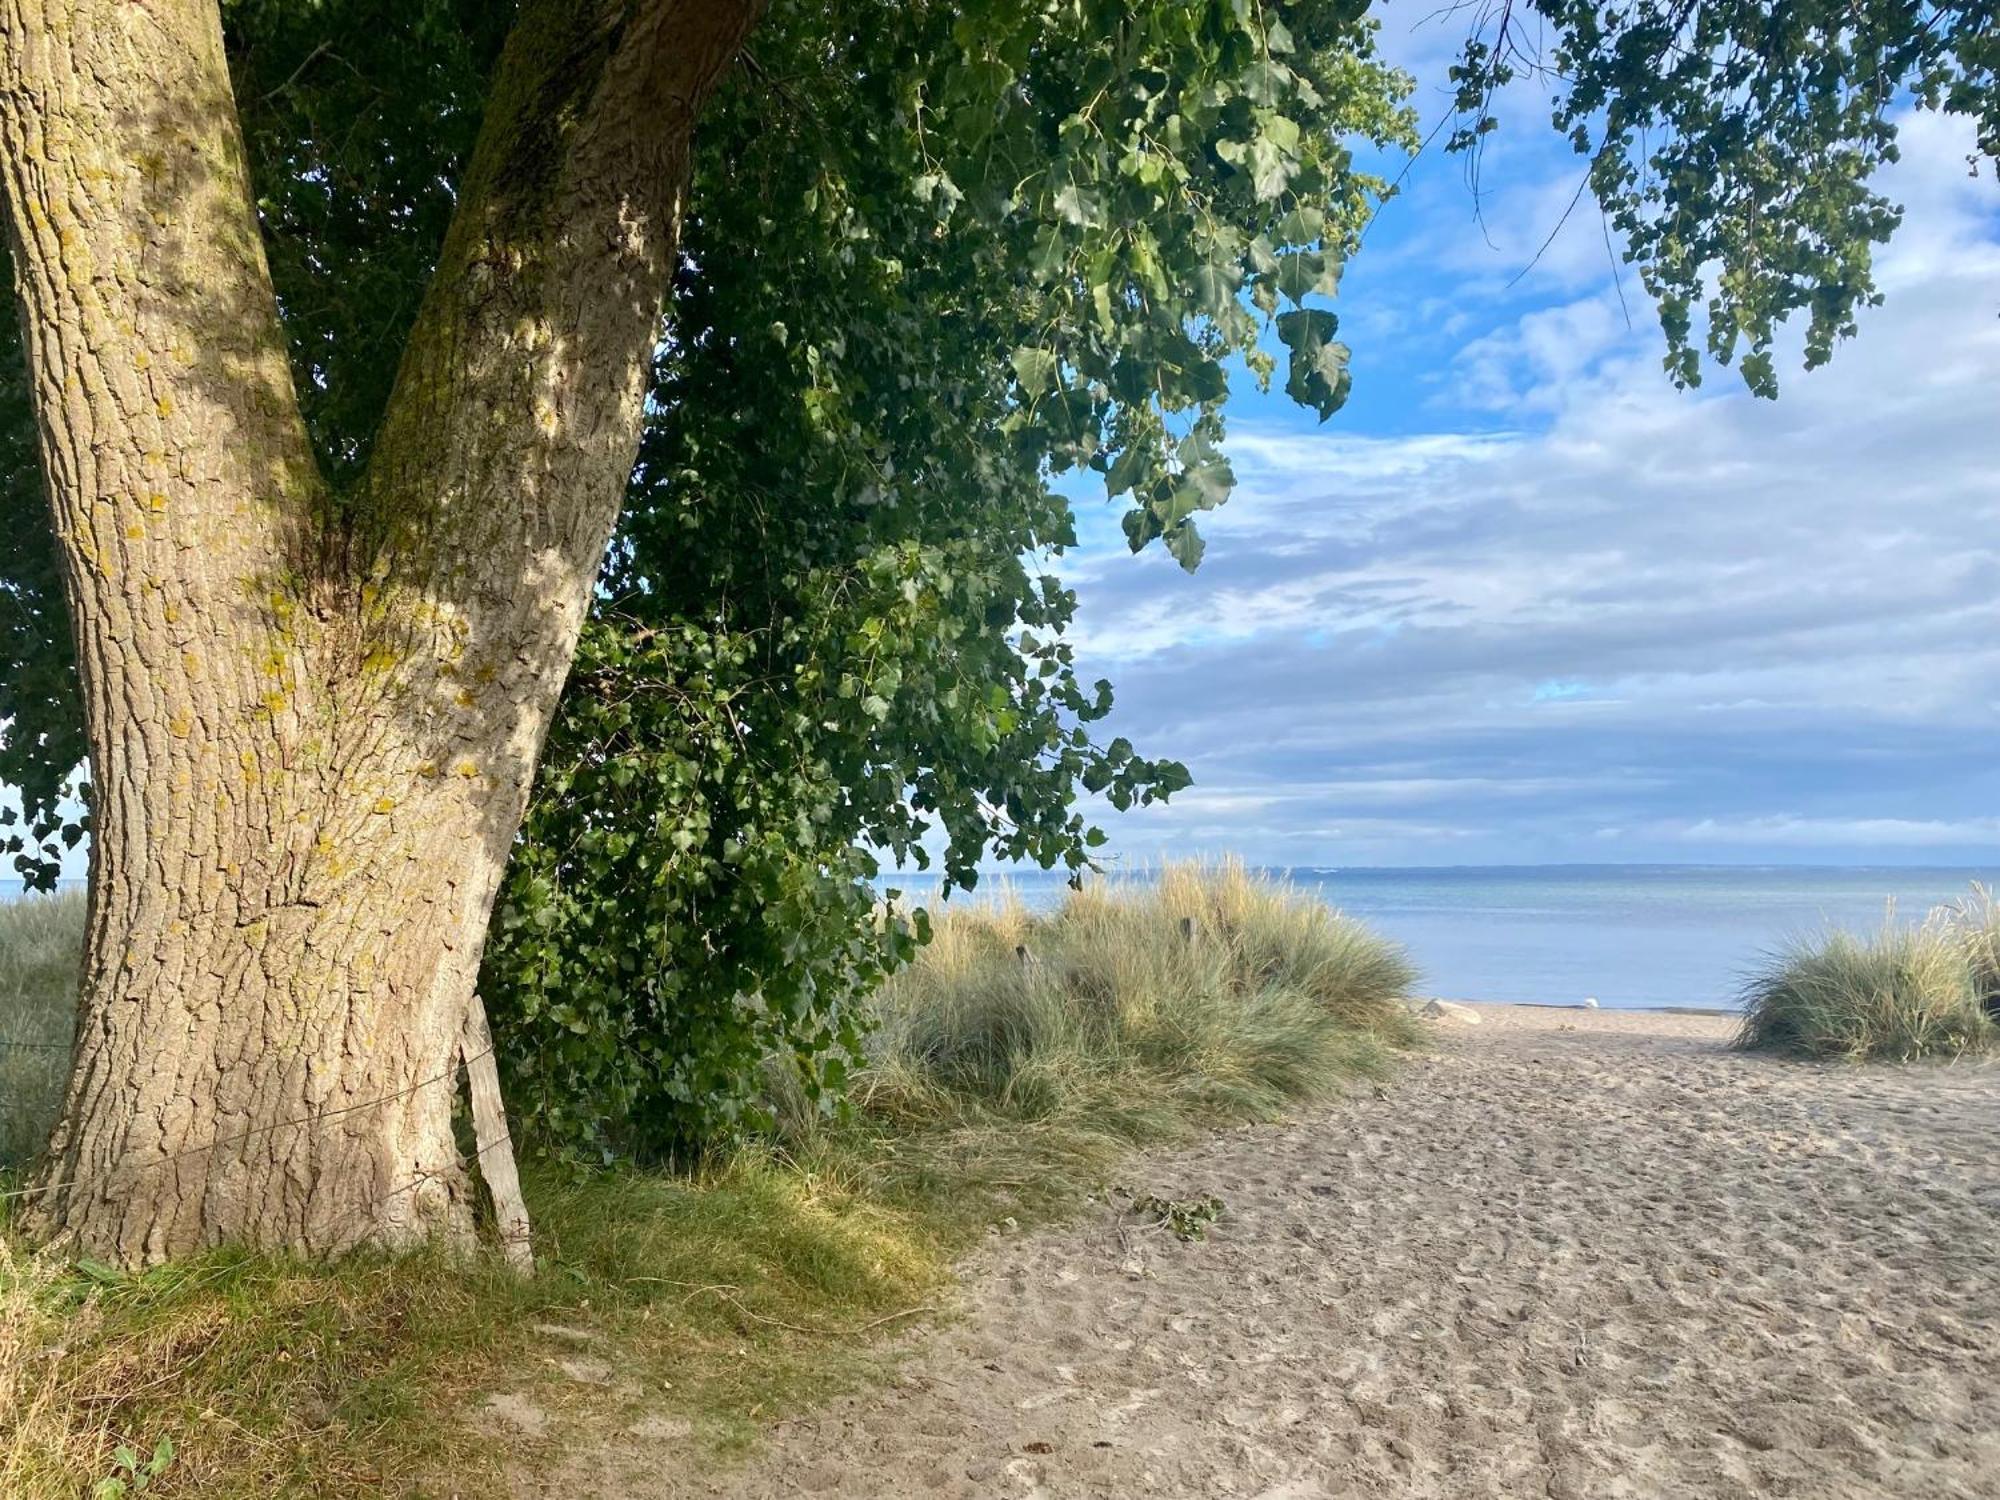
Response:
[1736, 896, 1999, 1063]
[774, 860, 1423, 1219]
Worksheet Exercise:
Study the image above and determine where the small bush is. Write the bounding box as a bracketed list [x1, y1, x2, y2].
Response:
[0, 891, 84, 1168]
[1736, 908, 1998, 1062]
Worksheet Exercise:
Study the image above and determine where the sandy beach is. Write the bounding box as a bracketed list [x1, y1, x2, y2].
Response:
[535, 1006, 2000, 1499]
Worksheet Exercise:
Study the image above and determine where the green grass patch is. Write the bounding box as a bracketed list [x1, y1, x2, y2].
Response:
[3, 863, 1418, 1497]
[1736, 893, 2000, 1062]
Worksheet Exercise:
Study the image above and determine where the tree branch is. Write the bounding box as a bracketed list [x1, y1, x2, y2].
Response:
[356, 0, 762, 634]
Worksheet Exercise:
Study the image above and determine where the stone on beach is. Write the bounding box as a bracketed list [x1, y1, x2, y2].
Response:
[1419, 999, 1483, 1024]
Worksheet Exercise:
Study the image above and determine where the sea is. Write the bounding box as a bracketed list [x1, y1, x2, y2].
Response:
[12, 864, 1997, 1013]
[884, 864, 2000, 1013]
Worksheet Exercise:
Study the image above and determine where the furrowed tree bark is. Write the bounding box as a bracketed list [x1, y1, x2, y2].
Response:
[0, 0, 760, 1266]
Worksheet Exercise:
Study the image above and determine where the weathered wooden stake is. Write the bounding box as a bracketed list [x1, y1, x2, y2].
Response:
[461, 994, 533, 1275]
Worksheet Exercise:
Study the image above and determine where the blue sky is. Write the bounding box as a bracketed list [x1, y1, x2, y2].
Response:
[1057, 11, 2000, 869]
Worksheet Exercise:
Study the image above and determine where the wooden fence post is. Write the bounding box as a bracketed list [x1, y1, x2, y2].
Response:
[461, 994, 534, 1275]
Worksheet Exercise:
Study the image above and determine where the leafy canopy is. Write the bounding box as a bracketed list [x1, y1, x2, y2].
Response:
[1449, 0, 1999, 395]
[488, 0, 1418, 1150]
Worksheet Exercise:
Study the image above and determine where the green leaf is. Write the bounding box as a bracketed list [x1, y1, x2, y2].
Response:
[1010, 345, 1059, 394]
[1275, 308, 1351, 421]
[1274, 250, 1324, 305]
[1165, 520, 1206, 571]
[1190, 257, 1243, 317]
[1274, 204, 1324, 245]
[1239, 59, 1293, 108]
[1052, 183, 1101, 227]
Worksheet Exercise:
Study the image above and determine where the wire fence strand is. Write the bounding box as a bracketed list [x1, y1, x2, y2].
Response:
[0, 1044, 495, 1205]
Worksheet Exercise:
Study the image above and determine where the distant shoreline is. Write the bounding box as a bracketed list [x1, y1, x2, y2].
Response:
[1425, 996, 1737, 1016]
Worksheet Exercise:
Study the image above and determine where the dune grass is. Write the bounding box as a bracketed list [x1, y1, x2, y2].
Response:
[2, 863, 1418, 1498]
[0, 890, 83, 1168]
[1736, 896, 2000, 1063]
[775, 861, 1419, 1224]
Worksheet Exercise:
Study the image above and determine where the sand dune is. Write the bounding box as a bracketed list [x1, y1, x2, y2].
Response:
[543, 1006, 2000, 1498]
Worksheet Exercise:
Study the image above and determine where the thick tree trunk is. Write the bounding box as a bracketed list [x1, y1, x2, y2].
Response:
[0, 0, 759, 1265]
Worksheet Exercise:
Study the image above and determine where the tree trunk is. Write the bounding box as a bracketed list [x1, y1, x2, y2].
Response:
[0, 0, 759, 1265]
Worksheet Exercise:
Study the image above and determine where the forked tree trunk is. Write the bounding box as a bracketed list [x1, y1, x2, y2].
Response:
[0, 0, 759, 1265]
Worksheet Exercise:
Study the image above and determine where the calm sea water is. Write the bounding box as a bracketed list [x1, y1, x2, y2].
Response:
[13, 865, 1996, 1012]
[893, 865, 2000, 1012]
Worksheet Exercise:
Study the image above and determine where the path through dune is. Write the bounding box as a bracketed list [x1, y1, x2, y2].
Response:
[533, 1007, 2000, 1499]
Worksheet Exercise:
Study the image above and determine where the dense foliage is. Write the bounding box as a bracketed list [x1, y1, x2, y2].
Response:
[1450, 0, 1999, 395]
[490, 0, 1417, 1151]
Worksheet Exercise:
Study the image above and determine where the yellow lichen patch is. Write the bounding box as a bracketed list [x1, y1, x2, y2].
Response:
[454, 688, 477, 709]
[416, 759, 439, 778]
[123, 522, 145, 540]
[360, 645, 400, 678]
[168, 711, 193, 738]
[262, 690, 289, 716]
[147, 491, 167, 511]
[452, 759, 480, 780]
[156, 396, 175, 418]
[181, 651, 203, 678]
[162, 601, 180, 624]
[133, 348, 151, 371]
[372, 796, 398, 815]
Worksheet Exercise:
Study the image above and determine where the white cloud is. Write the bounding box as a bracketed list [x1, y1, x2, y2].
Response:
[1652, 817, 2000, 849]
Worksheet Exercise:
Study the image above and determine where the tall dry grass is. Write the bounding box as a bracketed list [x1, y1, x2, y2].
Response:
[1737, 893, 1999, 1062]
[2, 1241, 107, 1495]
[776, 861, 1422, 1214]
[0, 890, 84, 1167]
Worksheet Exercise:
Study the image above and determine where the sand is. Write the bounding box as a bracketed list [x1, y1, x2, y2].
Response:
[528, 1006, 2000, 1499]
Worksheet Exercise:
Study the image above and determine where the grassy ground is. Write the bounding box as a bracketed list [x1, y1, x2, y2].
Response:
[1737, 889, 2000, 1062]
[2, 863, 1419, 1498]
[0, 890, 83, 1167]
